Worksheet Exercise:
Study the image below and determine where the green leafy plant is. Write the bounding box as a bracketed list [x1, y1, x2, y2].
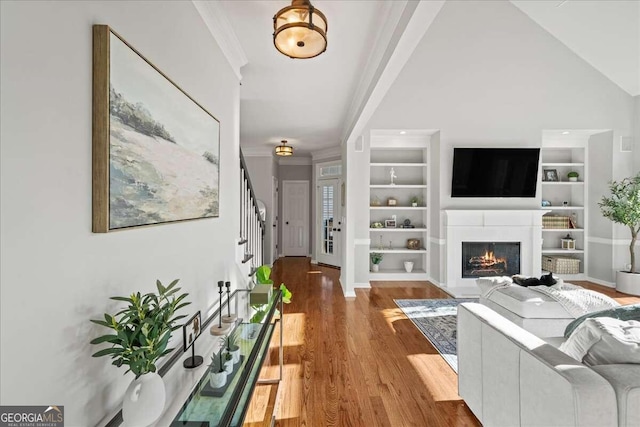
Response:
[226, 328, 240, 351]
[567, 171, 579, 178]
[208, 350, 225, 374]
[598, 173, 640, 273]
[90, 279, 190, 378]
[371, 253, 384, 265]
[251, 265, 292, 323]
[410, 195, 419, 204]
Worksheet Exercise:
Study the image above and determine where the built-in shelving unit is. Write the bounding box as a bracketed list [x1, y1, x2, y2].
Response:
[369, 142, 429, 280]
[540, 139, 588, 278]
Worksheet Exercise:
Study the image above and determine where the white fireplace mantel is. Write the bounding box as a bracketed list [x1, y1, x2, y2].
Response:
[444, 210, 547, 293]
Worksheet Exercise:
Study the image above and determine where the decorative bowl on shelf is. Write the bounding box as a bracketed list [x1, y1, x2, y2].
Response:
[406, 239, 420, 250]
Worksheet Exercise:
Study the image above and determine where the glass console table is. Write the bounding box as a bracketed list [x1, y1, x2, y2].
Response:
[171, 290, 283, 426]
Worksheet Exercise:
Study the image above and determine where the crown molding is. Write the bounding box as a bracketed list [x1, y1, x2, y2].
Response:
[311, 145, 342, 161]
[278, 157, 312, 166]
[241, 146, 274, 157]
[192, 0, 248, 81]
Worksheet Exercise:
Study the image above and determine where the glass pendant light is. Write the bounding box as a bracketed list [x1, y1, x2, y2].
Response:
[273, 0, 327, 59]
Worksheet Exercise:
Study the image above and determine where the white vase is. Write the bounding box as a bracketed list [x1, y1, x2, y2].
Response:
[404, 261, 414, 273]
[371, 264, 379, 272]
[616, 270, 640, 296]
[122, 372, 165, 426]
[228, 346, 241, 364]
[569, 177, 578, 182]
[209, 370, 227, 388]
[223, 357, 233, 374]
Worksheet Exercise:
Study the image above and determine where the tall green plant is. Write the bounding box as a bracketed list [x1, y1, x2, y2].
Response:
[90, 279, 190, 378]
[598, 173, 640, 273]
[251, 265, 292, 323]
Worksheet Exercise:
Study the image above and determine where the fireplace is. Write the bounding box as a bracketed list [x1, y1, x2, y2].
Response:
[462, 242, 520, 278]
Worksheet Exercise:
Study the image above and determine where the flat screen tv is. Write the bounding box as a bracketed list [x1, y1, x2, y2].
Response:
[451, 148, 540, 197]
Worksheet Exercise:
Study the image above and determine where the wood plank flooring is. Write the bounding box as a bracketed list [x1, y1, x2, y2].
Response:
[245, 258, 639, 427]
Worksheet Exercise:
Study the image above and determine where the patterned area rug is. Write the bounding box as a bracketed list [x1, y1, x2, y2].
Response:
[394, 298, 478, 373]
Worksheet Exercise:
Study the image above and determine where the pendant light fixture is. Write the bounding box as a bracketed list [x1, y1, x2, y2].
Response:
[273, 0, 327, 59]
[275, 140, 294, 156]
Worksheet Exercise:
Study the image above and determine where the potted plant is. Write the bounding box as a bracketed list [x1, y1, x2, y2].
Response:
[410, 196, 419, 207]
[567, 171, 579, 182]
[371, 252, 383, 272]
[208, 351, 227, 388]
[223, 351, 234, 374]
[249, 265, 292, 324]
[599, 173, 640, 295]
[225, 328, 241, 363]
[90, 279, 189, 425]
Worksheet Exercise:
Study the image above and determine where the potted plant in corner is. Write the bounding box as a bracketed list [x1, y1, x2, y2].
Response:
[567, 171, 579, 182]
[371, 252, 383, 272]
[599, 173, 640, 295]
[90, 279, 189, 426]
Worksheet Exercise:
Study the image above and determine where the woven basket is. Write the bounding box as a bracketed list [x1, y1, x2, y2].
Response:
[542, 255, 580, 274]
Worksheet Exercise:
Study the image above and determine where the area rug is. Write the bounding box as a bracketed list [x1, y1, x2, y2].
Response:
[394, 298, 478, 373]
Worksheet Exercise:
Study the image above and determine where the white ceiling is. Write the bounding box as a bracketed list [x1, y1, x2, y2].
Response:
[213, 0, 639, 158]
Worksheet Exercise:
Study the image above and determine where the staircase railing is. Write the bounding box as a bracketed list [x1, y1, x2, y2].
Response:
[239, 149, 265, 276]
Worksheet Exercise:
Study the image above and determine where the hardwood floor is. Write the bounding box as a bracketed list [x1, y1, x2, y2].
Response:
[246, 258, 640, 427]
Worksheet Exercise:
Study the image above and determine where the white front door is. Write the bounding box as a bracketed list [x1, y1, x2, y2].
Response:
[282, 180, 309, 256]
[316, 178, 342, 267]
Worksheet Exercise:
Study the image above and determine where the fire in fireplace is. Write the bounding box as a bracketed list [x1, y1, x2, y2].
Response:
[462, 242, 520, 278]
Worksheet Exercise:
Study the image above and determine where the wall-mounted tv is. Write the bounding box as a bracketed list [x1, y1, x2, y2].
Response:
[451, 148, 540, 198]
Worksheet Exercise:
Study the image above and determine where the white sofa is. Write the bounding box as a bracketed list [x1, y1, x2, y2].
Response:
[457, 302, 640, 427]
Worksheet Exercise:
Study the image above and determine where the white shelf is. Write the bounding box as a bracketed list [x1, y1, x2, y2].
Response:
[542, 249, 584, 254]
[542, 228, 584, 232]
[370, 163, 427, 167]
[369, 247, 427, 253]
[541, 163, 585, 167]
[370, 206, 428, 210]
[369, 184, 427, 188]
[369, 228, 427, 232]
[369, 269, 429, 280]
[541, 181, 584, 185]
[543, 206, 584, 210]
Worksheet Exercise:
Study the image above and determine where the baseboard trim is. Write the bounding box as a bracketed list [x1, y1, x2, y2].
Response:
[310, 259, 318, 264]
[353, 282, 371, 289]
[586, 276, 616, 288]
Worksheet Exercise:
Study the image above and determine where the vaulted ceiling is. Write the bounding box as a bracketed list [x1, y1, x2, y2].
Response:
[209, 0, 639, 157]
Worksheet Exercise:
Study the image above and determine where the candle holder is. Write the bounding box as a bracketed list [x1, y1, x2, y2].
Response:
[210, 281, 231, 336]
[221, 281, 237, 323]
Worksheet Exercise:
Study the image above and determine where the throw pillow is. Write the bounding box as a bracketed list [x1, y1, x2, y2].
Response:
[476, 276, 512, 297]
[564, 303, 640, 337]
[559, 317, 640, 365]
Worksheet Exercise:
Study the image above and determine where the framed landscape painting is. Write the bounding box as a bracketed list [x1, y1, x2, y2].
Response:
[92, 25, 220, 232]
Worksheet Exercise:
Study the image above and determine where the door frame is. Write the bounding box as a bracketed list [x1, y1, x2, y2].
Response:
[281, 180, 310, 257]
[314, 160, 343, 267]
[315, 177, 342, 267]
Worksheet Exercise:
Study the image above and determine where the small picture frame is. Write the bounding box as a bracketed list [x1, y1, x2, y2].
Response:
[385, 219, 396, 228]
[543, 169, 559, 182]
[183, 311, 202, 352]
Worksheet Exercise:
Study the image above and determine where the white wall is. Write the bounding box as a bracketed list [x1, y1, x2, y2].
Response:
[344, 0, 636, 293]
[0, 1, 240, 425]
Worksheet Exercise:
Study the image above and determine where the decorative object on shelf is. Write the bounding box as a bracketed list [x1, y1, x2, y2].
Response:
[275, 139, 293, 156]
[208, 350, 227, 389]
[387, 197, 397, 206]
[221, 281, 237, 324]
[561, 234, 575, 250]
[223, 350, 234, 374]
[210, 281, 231, 336]
[273, 0, 327, 59]
[371, 222, 383, 228]
[225, 329, 241, 363]
[404, 261, 414, 273]
[570, 213, 578, 229]
[542, 215, 570, 229]
[182, 311, 203, 369]
[410, 196, 419, 207]
[567, 171, 579, 182]
[92, 26, 220, 233]
[563, 201, 569, 207]
[370, 252, 383, 272]
[543, 169, 559, 182]
[542, 255, 580, 274]
[371, 196, 381, 206]
[89, 279, 190, 425]
[389, 167, 397, 185]
[407, 238, 421, 250]
[541, 200, 552, 207]
[385, 219, 396, 228]
[599, 172, 640, 294]
[378, 235, 383, 250]
[401, 218, 415, 228]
